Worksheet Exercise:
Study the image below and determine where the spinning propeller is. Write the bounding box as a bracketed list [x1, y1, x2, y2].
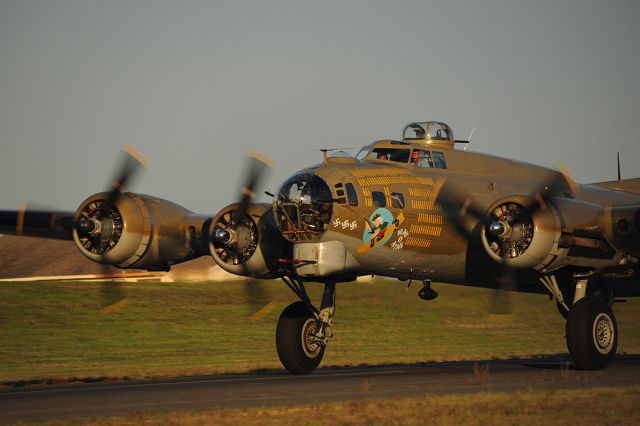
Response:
[211, 151, 277, 316]
[436, 168, 577, 314]
[0, 146, 148, 310]
[74, 145, 148, 310]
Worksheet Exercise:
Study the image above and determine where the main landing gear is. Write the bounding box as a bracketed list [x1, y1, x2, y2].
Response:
[540, 274, 618, 370]
[566, 296, 617, 369]
[276, 277, 336, 374]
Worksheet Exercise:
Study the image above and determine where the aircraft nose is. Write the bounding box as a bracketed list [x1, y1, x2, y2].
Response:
[273, 172, 334, 241]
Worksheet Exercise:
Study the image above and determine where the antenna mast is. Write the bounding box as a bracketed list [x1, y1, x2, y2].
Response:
[464, 126, 476, 151]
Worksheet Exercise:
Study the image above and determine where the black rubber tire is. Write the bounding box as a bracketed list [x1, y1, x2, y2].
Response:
[276, 301, 325, 374]
[566, 296, 617, 370]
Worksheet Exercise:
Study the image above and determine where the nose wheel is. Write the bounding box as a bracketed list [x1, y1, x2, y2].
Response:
[276, 278, 336, 374]
[565, 296, 618, 370]
[275, 301, 326, 374]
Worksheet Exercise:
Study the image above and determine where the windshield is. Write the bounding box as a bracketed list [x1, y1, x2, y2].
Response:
[367, 148, 410, 163]
[355, 146, 371, 160]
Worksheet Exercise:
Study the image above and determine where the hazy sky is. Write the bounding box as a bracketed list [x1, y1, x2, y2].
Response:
[1, 0, 639, 213]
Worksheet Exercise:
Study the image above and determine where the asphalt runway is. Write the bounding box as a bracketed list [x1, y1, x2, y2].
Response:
[1, 355, 639, 423]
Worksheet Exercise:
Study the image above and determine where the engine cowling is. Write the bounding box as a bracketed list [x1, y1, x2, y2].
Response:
[480, 194, 562, 271]
[73, 192, 195, 270]
[209, 202, 290, 278]
[480, 195, 613, 272]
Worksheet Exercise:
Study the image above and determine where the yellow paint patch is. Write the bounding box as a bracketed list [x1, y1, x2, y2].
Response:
[417, 213, 443, 224]
[410, 224, 442, 237]
[408, 188, 433, 197]
[411, 199, 441, 211]
[404, 237, 432, 248]
[357, 176, 434, 187]
[352, 168, 409, 177]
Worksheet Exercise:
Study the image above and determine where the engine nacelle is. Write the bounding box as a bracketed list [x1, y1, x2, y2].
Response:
[208, 203, 290, 278]
[598, 206, 640, 259]
[73, 192, 196, 270]
[481, 195, 614, 272]
[481, 194, 562, 271]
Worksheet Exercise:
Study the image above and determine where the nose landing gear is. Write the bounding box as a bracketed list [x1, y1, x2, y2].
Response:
[275, 301, 326, 374]
[276, 278, 337, 374]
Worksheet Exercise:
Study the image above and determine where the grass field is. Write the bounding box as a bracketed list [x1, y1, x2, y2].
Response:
[37, 387, 640, 425]
[0, 278, 639, 383]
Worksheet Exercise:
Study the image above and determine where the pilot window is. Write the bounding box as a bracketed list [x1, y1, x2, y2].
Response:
[432, 151, 447, 169]
[391, 192, 405, 209]
[345, 183, 358, 206]
[410, 150, 433, 168]
[368, 148, 410, 163]
[372, 191, 386, 207]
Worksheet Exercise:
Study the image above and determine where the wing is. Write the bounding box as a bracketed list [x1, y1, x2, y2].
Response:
[0, 208, 75, 240]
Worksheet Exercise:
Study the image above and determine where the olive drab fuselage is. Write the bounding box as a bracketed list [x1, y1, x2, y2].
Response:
[271, 121, 640, 292]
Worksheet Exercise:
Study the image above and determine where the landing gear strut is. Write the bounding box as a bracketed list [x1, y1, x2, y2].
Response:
[276, 277, 336, 374]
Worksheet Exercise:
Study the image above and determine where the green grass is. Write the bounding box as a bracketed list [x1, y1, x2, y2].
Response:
[0, 279, 639, 383]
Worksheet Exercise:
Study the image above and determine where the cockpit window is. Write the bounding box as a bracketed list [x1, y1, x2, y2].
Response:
[368, 148, 410, 163]
[274, 174, 333, 241]
[410, 150, 433, 168]
[432, 151, 447, 169]
[410, 149, 446, 169]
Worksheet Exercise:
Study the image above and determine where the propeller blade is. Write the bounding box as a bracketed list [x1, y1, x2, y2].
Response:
[105, 145, 148, 208]
[234, 151, 272, 223]
[437, 182, 490, 240]
[490, 247, 515, 315]
[98, 146, 146, 311]
[98, 263, 128, 312]
[556, 163, 580, 197]
[243, 278, 282, 320]
[511, 170, 573, 226]
[244, 278, 269, 309]
[436, 167, 578, 318]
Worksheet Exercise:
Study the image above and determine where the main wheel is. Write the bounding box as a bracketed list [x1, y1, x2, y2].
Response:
[276, 301, 325, 374]
[566, 296, 617, 370]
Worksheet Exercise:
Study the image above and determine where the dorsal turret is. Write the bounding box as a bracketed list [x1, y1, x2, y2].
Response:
[402, 121, 454, 149]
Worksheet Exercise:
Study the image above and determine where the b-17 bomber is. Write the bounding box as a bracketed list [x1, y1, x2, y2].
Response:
[2, 121, 639, 374]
